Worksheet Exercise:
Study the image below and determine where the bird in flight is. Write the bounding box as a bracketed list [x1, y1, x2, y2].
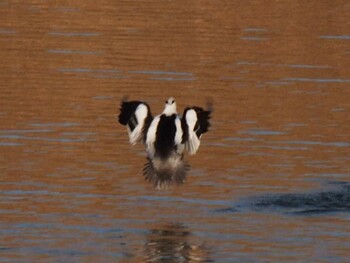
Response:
[118, 97, 212, 189]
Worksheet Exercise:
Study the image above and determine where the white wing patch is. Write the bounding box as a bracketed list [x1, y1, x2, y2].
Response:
[128, 103, 148, 145]
[145, 115, 160, 158]
[174, 116, 185, 154]
[185, 109, 201, 155]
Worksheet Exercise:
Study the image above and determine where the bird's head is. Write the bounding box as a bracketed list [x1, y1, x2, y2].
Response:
[163, 97, 177, 116]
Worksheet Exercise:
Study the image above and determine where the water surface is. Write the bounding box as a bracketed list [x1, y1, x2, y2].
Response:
[1, 0, 350, 262]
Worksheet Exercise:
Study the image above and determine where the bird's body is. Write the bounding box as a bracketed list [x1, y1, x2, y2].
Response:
[118, 97, 211, 189]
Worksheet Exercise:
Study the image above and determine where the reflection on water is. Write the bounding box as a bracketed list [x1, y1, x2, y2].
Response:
[144, 223, 212, 263]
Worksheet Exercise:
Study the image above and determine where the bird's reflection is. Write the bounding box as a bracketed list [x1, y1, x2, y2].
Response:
[144, 223, 212, 262]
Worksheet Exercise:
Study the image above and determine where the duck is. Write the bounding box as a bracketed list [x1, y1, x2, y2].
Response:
[118, 97, 212, 189]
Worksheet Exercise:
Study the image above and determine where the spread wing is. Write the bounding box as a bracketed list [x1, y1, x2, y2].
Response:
[118, 99, 153, 145]
[181, 106, 211, 155]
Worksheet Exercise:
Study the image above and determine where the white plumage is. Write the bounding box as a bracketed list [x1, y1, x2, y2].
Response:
[128, 103, 149, 145]
[184, 109, 201, 155]
[118, 97, 212, 188]
[174, 117, 183, 154]
[145, 115, 160, 159]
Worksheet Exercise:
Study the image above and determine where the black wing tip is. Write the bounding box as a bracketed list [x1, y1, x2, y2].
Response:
[118, 102, 131, 125]
[195, 106, 212, 134]
[118, 97, 129, 125]
[182, 102, 212, 137]
[118, 99, 150, 125]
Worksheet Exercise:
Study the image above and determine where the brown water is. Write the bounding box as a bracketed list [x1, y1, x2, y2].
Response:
[1, 1, 350, 262]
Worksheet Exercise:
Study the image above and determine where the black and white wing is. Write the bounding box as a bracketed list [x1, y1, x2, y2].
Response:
[118, 99, 153, 145]
[181, 106, 211, 155]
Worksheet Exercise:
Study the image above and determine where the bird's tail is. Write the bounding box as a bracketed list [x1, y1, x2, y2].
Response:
[143, 155, 190, 189]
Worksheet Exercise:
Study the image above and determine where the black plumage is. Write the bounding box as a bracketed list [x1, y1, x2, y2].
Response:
[154, 115, 177, 159]
[118, 101, 143, 127]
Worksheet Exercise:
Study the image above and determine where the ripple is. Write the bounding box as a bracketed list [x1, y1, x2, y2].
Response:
[320, 35, 350, 40]
[0, 124, 94, 143]
[92, 95, 114, 100]
[92, 75, 126, 79]
[58, 68, 121, 73]
[331, 107, 346, 112]
[239, 120, 257, 124]
[224, 137, 261, 142]
[127, 70, 193, 76]
[48, 32, 100, 37]
[243, 28, 268, 32]
[0, 129, 52, 133]
[56, 68, 194, 81]
[241, 36, 267, 41]
[283, 77, 350, 83]
[30, 122, 79, 127]
[285, 123, 306, 127]
[240, 129, 286, 136]
[47, 49, 101, 55]
[0, 29, 17, 34]
[149, 77, 196, 81]
[266, 81, 293, 86]
[217, 182, 350, 215]
[0, 142, 24, 146]
[237, 61, 331, 69]
[271, 140, 350, 147]
[258, 145, 309, 151]
[305, 173, 350, 179]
